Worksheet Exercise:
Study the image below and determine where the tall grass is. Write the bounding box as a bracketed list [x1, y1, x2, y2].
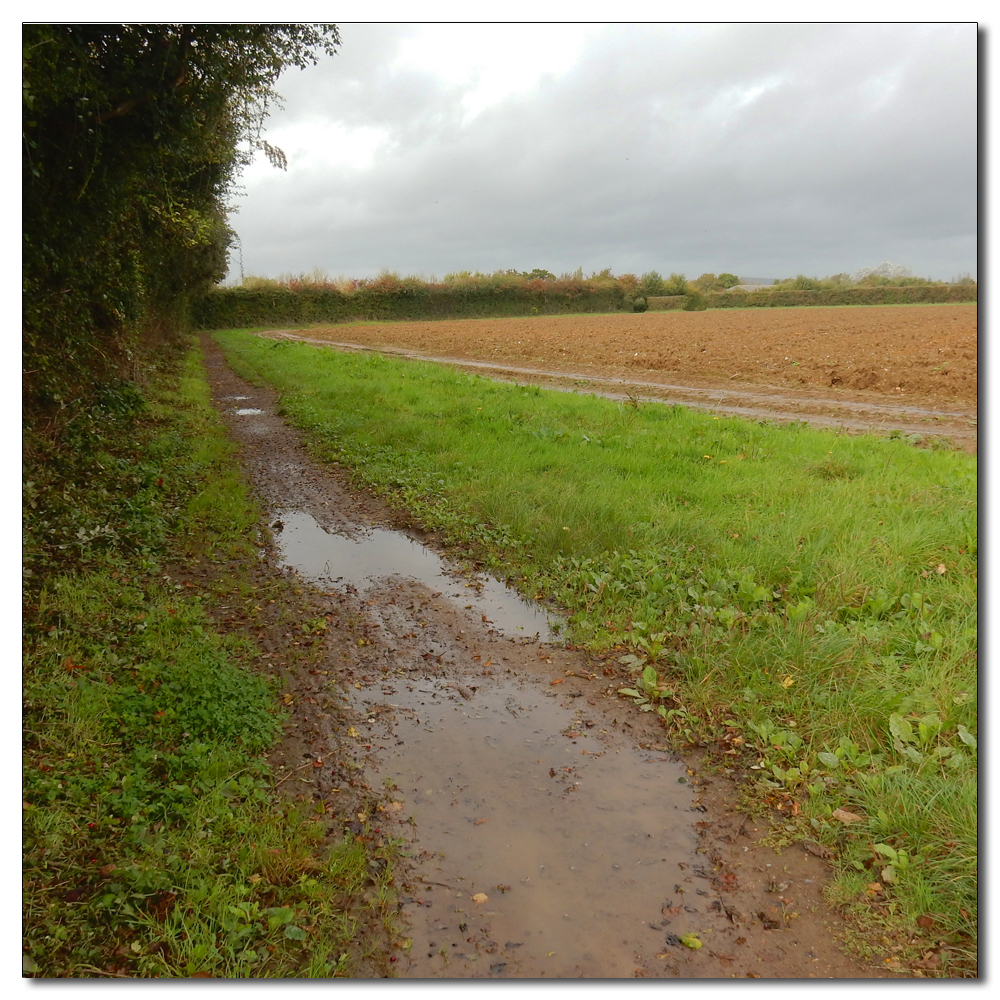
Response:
[215, 329, 977, 972]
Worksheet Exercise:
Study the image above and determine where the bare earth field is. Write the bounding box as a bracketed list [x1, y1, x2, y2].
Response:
[278, 304, 977, 451]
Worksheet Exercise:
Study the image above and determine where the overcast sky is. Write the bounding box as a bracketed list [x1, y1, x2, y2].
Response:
[227, 22, 978, 284]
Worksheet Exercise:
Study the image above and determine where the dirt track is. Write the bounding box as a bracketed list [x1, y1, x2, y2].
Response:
[201, 334, 902, 979]
[274, 305, 977, 451]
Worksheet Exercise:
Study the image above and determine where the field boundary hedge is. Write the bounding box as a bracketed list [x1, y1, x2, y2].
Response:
[195, 281, 976, 329]
[194, 284, 626, 328]
[699, 286, 974, 309]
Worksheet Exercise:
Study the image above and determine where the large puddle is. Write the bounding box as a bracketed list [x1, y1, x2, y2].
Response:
[272, 509, 557, 641]
[271, 508, 709, 977]
[348, 676, 704, 978]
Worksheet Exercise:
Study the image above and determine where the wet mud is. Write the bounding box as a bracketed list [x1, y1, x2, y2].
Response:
[201, 334, 897, 979]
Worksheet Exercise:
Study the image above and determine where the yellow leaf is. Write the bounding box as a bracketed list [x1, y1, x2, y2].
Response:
[472, 892, 489, 903]
[780, 675, 795, 688]
[347, 726, 359, 738]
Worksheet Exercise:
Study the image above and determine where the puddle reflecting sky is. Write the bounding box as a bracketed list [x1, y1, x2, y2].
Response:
[273, 510, 557, 641]
[350, 677, 701, 978]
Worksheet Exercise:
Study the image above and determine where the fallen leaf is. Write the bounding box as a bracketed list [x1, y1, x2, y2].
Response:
[347, 726, 359, 738]
[936, 563, 947, 574]
[832, 808, 864, 824]
[780, 675, 795, 688]
[679, 933, 703, 950]
[99, 864, 117, 877]
[550, 678, 563, 685]
[916, 914, 934, 929]
[473, 817, 488, 825]
[803, 841, 835, 859]
[248, 874, 262, 884]
[472, 893, 489, 904]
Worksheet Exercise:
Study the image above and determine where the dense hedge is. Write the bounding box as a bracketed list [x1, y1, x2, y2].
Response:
[707, 285, 977, 309]
[194, 283, 626, 328]
[646, 296, 687, 311]
[198, 281, 977, 329]
[23, 25, 340, 425]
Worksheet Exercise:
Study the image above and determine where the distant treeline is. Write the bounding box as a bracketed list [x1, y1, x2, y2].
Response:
[195, 268, 977, 328]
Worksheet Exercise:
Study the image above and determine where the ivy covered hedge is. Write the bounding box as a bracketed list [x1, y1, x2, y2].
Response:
[22, 24, 340, 427]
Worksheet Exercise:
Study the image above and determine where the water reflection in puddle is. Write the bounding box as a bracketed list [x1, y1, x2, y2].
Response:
[274, 510, 557, 640]
[235, 407, 263, 415]
[351, 677, 699, 978]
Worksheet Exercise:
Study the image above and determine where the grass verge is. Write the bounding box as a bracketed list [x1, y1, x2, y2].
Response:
[213, 328, 977, 975]
[23, 339, 397, 978]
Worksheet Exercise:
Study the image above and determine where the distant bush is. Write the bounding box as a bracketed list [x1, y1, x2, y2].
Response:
[663, 273, 689, 296]
[646, 295, 687, 311]
[639, 271, 667, 297]
[683, 291, 708, 311]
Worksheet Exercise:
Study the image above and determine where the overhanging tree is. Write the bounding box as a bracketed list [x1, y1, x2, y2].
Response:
[23, 23, 340, 419]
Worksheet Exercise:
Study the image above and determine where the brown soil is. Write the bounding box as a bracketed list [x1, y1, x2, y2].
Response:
[279, 304, 977, 451]
[197, 333, 908, 980]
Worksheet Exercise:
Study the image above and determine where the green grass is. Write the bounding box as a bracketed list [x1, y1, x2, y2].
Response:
[23, 341, 397, 978]
[214, 328, 978, 973]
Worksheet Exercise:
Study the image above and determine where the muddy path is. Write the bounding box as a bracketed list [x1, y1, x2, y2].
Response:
[200, 333, 898, 979]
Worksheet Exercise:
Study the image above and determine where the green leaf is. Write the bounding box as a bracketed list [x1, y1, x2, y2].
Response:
[284, 924, 308, 941]
[888, 713, 913, 744]
[873, 843, 898, 862]
[641, 664, 658, 694]
[617, 688, 641, 699]
[957, 725, 977, 748]
[266, 906, 295, 930]
[679, 933, 703, 949]
[817, 752, 840, 768]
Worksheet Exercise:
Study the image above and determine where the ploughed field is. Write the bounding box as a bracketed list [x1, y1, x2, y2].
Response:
[306, 304, 976, 410]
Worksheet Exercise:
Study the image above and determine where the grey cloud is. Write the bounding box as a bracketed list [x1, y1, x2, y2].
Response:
[232, 23, 977, 281]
